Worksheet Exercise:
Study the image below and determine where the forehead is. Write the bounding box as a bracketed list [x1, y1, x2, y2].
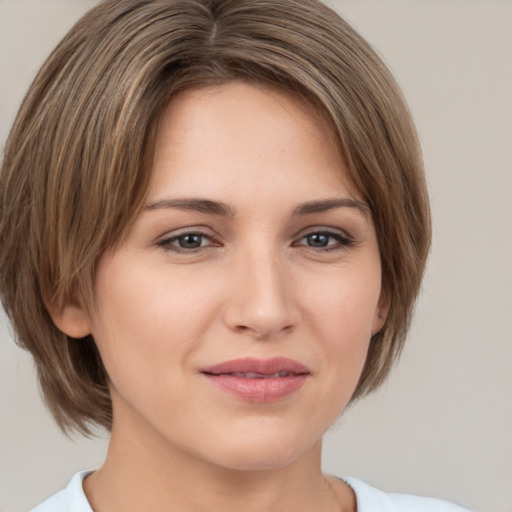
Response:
[148, 82, 360, 204]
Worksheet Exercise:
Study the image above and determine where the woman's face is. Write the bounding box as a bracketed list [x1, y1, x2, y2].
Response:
[83, 82, 384, 470]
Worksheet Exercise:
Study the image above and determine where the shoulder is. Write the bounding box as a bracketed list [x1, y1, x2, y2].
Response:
[343, 477, 473, 512]
[30, 471, 93, 512]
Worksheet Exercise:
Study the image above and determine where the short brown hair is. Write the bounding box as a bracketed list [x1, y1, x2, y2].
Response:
[0, 0, 430, 435]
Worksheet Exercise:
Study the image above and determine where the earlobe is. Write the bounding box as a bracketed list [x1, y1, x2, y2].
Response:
[48, 300, 92, 339]
[371, 293, 389, 335]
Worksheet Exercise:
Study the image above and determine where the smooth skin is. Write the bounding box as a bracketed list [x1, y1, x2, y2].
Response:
[53, 82, 386, 512]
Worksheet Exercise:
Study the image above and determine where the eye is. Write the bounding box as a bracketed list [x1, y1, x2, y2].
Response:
[158, 231, 215, 252]
[295, 230, 354, 250]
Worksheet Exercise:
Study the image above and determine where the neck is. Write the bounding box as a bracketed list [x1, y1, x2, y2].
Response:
[83, 414, 354, 512]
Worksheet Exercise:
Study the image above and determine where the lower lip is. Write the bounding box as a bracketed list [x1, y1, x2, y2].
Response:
[203, 374, 308, 402]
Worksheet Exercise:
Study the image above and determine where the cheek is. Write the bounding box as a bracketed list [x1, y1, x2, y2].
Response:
[298, 263, 381, 392]
[301, 263, 382, 340]
[89, 259, 221, 391]
[94, 257, 219, 333]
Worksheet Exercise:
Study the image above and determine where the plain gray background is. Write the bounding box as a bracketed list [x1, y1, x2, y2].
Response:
[0, 1, 511, 511]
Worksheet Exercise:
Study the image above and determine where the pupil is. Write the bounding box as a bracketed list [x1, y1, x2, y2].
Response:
[308, 234, 328, 247]
[180, 234, 202, 248]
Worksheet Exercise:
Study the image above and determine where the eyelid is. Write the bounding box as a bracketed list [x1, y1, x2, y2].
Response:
[294, 225, 354, 241]
[156, 226, 220, 252]
[292, 227, 355, 250]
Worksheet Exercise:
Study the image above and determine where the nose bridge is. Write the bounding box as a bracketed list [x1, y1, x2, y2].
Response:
[225, 242, 295, 339]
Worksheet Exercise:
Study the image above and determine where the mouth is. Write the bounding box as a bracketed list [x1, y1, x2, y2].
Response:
[224, 371, 298, 379]
[201, 357, 310, 402]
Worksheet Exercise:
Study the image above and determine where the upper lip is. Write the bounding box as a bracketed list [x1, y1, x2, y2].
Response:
[201, 357, 310, 376]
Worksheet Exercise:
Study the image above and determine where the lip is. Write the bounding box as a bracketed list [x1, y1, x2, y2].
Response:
[201, 357, 310, 402]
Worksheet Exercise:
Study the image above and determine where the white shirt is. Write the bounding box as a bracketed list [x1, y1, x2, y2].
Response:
[31, 471, 472, 512]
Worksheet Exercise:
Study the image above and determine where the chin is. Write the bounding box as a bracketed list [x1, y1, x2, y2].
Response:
[202, 431, 321, 472]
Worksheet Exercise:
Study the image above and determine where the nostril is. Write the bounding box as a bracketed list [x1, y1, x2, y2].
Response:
[234, 323, 295, 340]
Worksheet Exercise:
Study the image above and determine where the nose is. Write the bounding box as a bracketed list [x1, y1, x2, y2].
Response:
[223, 247, 297, 340]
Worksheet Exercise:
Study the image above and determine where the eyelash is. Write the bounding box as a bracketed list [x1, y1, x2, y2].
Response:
[157, 231, 218, 253]
[294, 231, 355, 251]
[157, 229, 354, 254]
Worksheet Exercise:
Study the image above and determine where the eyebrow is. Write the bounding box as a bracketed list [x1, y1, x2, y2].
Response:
[144, 198, 235, 216]
[144, 197, 369, 217]
[293, 198, 369, 217]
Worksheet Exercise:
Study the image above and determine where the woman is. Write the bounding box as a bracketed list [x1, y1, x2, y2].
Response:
[0, 0, 471, 510]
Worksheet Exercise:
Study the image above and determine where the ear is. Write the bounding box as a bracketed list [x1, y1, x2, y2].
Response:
[48, 299, 92, 339]
[371, 292, 389, 336]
